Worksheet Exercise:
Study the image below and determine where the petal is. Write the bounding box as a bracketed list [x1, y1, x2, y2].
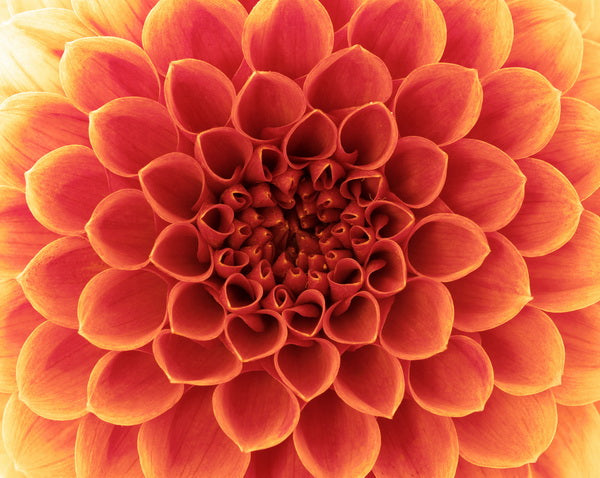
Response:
[526, 210, 600, 312]
[78, 269, 168, 351]
[500, 158, 583, 256]
[224, 310, 287, 362]
[393, 63, 483, 146]
[467, 67, 561, 159]
[245, 436, 311, 478]
[87, 350, 184, 426]
[583, 186, 600, 215]
[347, 0, 446, 79]
[293, 390, 380, 477]
[18, 236, 108, 328]
[455, 458, 532, 477]
[323, 291, 380, 344]
[380, 277, 454, 360]
[0, 187, 59, 278]
[406, 213, 490, 282]
[440, 139, 525, 232]
[363, 239, 407, 298]
[374, 399, 459, 478]
[566, 39, 600, 109]
[142, 0, 247, 77]
[364, 200, 414, 242]
[221, 273, 263, 313]
[0, 92, 89, 190]
[85, 189, 157, 270]
[505, 0, 583, 91]
[453, 388, 557, 468]
[138, 387, 250, 478]
[303, 45, 392, 111]
[282, 110, 338, 168]
[480, 306, 565, 395]
[281, 289, 327, 337]
[536, 96, 600, 200]
[8, 0, 73, 13]
[557, 0, 595, 31]
[75, 414, 143, 478]
[25, 145, 110, 235]
[197, 204, 235, 248]
[89, 97, 179, 177]
[2, 394, 78, 478]
[327, 257, 364, 302]
[447, 232, 531, 332]
[242, 0, 333, 78]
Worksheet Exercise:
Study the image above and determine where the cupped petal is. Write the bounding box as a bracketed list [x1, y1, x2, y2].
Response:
[505, 0, 583, 91]
[85, 189, 157, 270]
[340, 169, 385, 207]
[138, 386, 250, 478]
[363, 239, 407, 298]
[282, 289, 326, 337]
[89, 97, 179, 177]
[197, 204, 235, 248]
[374, 398, 459, 478]
[87, 350, 184, 426]
[447, 232, 531, 332]
[380, 277, 453, 360]
[245, 436, 311, 478]
[453, 388, 557, 468]
[0, 92, 89, 190]
[323, 291, 380, 344]
[455, 458, 532, 477]
[406, 213, 490, 282]
[327, 257, 364, 302]
[78, 269, 168, 351]
[75, 414, 143, 478]
[393, 63, 482, 146]
[282, 110, 337, 168]
[364, 200, 414, 241]
[59, 36, 160, 113]
[467, 67, 561, 159]
[18, 236, 108, 328]
[221, 273, 263, 313]
[347, 0, 446, 79]
[244, 144, 287, 183]
[526, 210, 600, 312]
[566, 39, 600, 109]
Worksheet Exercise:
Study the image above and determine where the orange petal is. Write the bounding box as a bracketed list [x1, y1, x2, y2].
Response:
[406, 213, 490, 282]
[224, 310, 287, 362]
[2, 393, 79, 478]
[282, 110, 338, 168]
[197, 204, 236, 248]
[374, 398, 459, 478]
[86, 189, 157, 270]
[453, 388, 557, 468]
[340, 169, 385, 207]
[0, 187, 59, 278]
[327, 257, 364, 301]
[456, 457, 532, 477]
[393, 63, 482, 146]
[365, 200, 414, 242]
[363, 239, 407, 298]
[25, 145, 110, 235]
[18, 236, 108, 328]
[440, 139, 525, 232]
[89, 96, 179, 177]
[78, 269, 168, 351]
[281, 289, 326, 337]
[138, 386, 250, 478]
[583, 186, 600, 215]
[8, 0, 73, 13]
[303, 45, 392, 111]
[293, 389, 380, 478]
[526, 210, 600, 312]
[59, 36, 160, 113]
[0, 92, 89, 190]
[87, 350, 183, 426]
[347, 0, 446, 79]
[213, 370, 299, 452]
[242, 0, 333, 78]
[480, 306, 565, 395]
[531, 404, 600, 477]
[447, 232, 531, 332]
[153, 331, 241, 385]
[323, 291, 380, 344]
[0, 280, 44, 392]
[566, 39, 600, 109]
[505, 0, 583, 91]
[142, 0, 247, 77]
[75, 414, 143, 478]
[536, 96, 600, 200]
[550, 303, 600, 405]
[245, 435, 311, 478]
[557, 0, 595, 31]
[380, 277, 453, 360]
[467, 67, 561, 159]
[500, 158, 583, 257]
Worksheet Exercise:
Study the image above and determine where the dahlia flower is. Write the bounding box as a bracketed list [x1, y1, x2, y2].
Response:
[0, 0, 599, 476]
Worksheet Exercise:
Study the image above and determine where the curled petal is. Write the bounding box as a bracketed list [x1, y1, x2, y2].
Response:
[244, 145, 286, 183]
[282, 110, 337, 168]
[261, 284, 294, 312]
[89, 97, 179, 177]
[374, 399, 459, 478]
[365, 200, 414, 241]
[505, 0, 583, 91]
[282, 289, 326, 337]
[380, 277, 453, 360]
[215, 247, 251, 277]
[197, 204, 235, 248]
[323, 291, 380, 344]
[221, 273, 263, 313]
[168, 282, 225, 340]
[78, 269, 168, 351]
[18, 237, 107, 328]
[456, 458, 532, 477]
[467, 67, 561, 159]
[87, 350, 184, 426]
[59, 36, 160, 113]
[245, 436, 311, 478]
[364, 239, 407, 298]
[526, 210, 600, 312]
[224, 310, 287, 362]
[347, 0, 446, 79]
[566, 39, 600, 109]
[393, 63, 483, 146]
[327, 257, 363, 301]
[453, 388, 557, 468]
[142, 0, 247, 77]
[339, 169, 385, 206]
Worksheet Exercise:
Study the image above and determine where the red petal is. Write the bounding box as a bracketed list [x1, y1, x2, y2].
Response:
[221, 273, 263, 313]
[323, 291, 380, 344]
[282, 289, 326, 337]
[282, 110, 337, 168]
[456, 457, 532, 477]
[197, 204, 236, 248]
[566, 39, 600, 109]
[467, 67, 561, 159]
[327, 257, 363, 301]
[340, 169, 385, 206]
[245, 435, 311, 478]
[363, 239, 407, 298]
[365, 200, 414, 242]
[453, 388, 557, 468]
[224, 310, 287, 362]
